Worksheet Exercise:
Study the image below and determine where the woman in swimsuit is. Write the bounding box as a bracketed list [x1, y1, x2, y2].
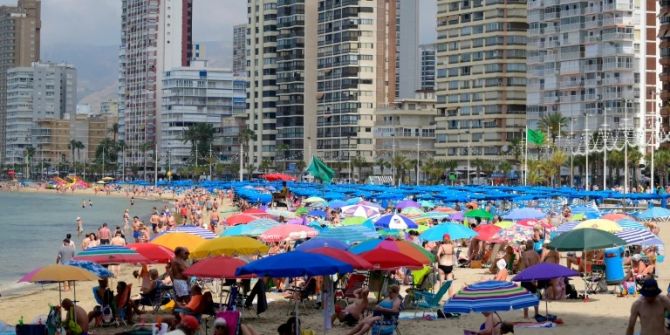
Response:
[436, 234, 455, 282]
[346, 285, 402, 335]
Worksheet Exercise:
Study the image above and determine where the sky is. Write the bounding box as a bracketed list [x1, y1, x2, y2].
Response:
[0, 0, 438, 47]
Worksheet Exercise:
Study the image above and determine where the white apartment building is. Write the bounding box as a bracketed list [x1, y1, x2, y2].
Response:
[5, 62, 76, 165]
[160, 60, 246, 170]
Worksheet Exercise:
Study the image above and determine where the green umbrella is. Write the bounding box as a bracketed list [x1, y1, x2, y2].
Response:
[546, 228, 627, 251]
[464, 208, 493, 220]
[295, 207, 308, 216]
[341, 216, 369, 226]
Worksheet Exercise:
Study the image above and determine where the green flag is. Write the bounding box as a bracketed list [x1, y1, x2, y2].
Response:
[527, 128, 545, 145]
[306, 155, 335, 183]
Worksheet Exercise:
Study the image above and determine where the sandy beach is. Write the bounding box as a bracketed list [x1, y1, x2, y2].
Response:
[0, 189, 666, 335]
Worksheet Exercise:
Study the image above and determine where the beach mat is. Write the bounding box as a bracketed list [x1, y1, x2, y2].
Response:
[399, 311, 437, 320]
[513, 321, 557, 328]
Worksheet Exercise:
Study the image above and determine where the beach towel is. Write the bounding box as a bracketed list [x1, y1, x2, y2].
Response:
[513, 321, 556, 328]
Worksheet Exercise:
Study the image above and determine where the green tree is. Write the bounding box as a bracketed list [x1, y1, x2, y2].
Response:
[538, 112, 568, 145]
[391, 154, 411, 184]
[23, 145, 35, 179]
[108, 123, 119, 143]
[375, 158, 388, 176]
[182, 123, 216, 166]
[239, 127, 256, 180]
[259, 159, 273, 173]
[498, 161, 513, 184]
[276, 143, 290, 172]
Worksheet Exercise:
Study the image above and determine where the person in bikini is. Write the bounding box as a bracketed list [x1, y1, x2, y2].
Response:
[436, 234, 455, 283]
[333, 287, 370, 326]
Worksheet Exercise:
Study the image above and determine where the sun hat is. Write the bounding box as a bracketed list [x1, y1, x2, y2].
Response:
[496, 259, 507, 270]
[213, 317, 227, 327]
[639, 279, 662, 297]
[180, 315, 200, 331]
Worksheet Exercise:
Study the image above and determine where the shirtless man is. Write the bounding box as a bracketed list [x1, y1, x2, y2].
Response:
[150, 210, 160, 233]
[332, 287, 370, 326]
[76, 217, 84, 235]
[436, 234, 455, 282]
[170, 247, 190, 303]
[61, 298, 88, 335]
[626, 279, 670, 335]
[520, 240, 540, 319]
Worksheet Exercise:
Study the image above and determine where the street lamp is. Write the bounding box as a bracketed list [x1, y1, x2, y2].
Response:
[466, 130, 471, 185]
[347, 136, 352, 182]
[584, 112, 590, 190]
[416, 134, 420, 186]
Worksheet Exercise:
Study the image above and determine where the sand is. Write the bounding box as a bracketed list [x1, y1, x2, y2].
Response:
[0, 192, 667, 334]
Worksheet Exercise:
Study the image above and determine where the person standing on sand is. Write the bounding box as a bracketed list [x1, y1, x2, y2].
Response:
[170, 247, 191, 303]
[626, 279, 670, 335]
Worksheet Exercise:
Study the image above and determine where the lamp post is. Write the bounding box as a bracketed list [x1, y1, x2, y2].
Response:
[650, 91, 658, 192]
[416, 134, 420, 186]
[466, 130, 471, 185]
[623, 99, 629, 193]
[602, 107, 608, 190]
[154, 142, 158, 187]
[584, 112, 590, 190]
[570, 118, 574, 187]
[391, 133, 396, 185]
[347, 136, 352, 182]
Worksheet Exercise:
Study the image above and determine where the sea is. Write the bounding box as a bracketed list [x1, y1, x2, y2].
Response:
[0, 191, 164, 291]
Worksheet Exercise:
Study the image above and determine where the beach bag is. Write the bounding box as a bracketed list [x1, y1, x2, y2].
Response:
[67, 308, 82, 335]
[470, 260, 482, 269]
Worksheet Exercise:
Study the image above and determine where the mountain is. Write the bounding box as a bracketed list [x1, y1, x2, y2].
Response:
[41, 41, 233, 111]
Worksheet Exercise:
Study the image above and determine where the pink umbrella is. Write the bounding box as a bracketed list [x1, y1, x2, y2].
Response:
[260, 224, 318, 242]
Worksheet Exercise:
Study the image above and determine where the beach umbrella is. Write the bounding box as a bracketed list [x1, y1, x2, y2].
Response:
[20, 264, 100, 304]
[616, 219, 646, 231]
[341, 216, 369, 226]
[492, 225, 534, 243]
[464, 208, 493, 220]
[546, 228, 627, 251]
[378, 229, 406, 239]
[449, 211, 465, 221]
[260, 224, 318, 242]
[261, 173, 296, 181]
[400, 207, 425, 217]
[306, 247, 373, 270]
[225, 214, 260, 226]
[616, 229, 664, 246]
[304, 196, 327, 204]
[433, 207, 457, 213]
[127, 243, 175, 263]
[74, 245, 149, 264]
[295, 238, 348, 251]
[421, 212, 453, 220]
[318, 225, 379, 244]
[220, 219, 277, 237]
[374, 214, 418, 229]
[184, 256, 251, 279]
[601, 213, 633, 221]
[494, 221, 514, 229]
[191, 236, 269, 259]
[163, 225, 217, 239]
[396, 200, 421, 209]
[242, 208, 273, 218]
[420, 223, 477, 241]
[512, 264, 580, 315]
[554, 221, 579, 234]
[236, 251, 353, 277]
[420, 200, 436, 209]
[574, 219, 622, 233]
[266, 208, 298, 218]
[517, 218, 553, 229]
[308, 209, 327, 218]
[503, 208, 545, 220]
[637, 206, 670, 220]
[474, 224, 502, 242]
[328, 200, 347, 209]
[443, 280, 539, 313]
[350, 238, 435, 267]
[151, 232, 206, 251]
[295, 207, 309, 216]
[65, 260, 114, 279]
[341, 204, 381, 218]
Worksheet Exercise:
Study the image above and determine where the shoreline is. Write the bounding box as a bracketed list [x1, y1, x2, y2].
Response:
[0, 184, 177, 202]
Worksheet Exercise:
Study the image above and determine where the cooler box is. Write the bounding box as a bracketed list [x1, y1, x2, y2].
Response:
[604, 247, 625, 284]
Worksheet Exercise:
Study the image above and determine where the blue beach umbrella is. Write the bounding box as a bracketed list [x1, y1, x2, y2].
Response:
[637, 206, 670, 220]
[502, 208, 545, 220]
[66, 260, 114, 279]
[308, 209, 327, 218]
[164, 225, 217, 239]
[318, 225, 379, 244]
[443, 280, 539, 313]
[236, 251, 353, 277]
[375, 214, 418, 229]
[420, 223, 477, 242]
[295, 238, 348, 251]
[220, 220, 277, 237]
[328, 200, 347, 209]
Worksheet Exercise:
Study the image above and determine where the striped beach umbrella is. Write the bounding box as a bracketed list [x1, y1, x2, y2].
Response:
[164, 225, 217, 239]
[220, 219, 277, 237]
[66, 260, 114, 279]
[318, 225, 379, 244]
[615, 229, 663, 246]
[260, 224, 318, 242]
[341, 204, 381, 218]
[443, 280, 539, 313]
[74, 245, 149, 264]
[374, 214, 418, 229]
[502, 208, 545, 220]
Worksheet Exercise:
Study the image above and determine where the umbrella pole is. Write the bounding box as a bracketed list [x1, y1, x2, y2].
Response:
[58, 282, 62, 304]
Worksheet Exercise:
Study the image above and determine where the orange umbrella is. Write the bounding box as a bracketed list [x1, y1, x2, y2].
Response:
[226, 214, 259, 226]
[601, 213, 633, 221]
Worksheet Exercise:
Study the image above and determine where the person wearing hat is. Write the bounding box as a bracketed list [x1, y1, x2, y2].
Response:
[625, 279, 670, 335]
[167, 315, 199, 335]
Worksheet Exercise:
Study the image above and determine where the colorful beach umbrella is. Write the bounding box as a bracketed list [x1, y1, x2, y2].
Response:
[419, 200, 436, 209]
[328, 200, 347, 209]
[616, 219, 646, 231]
[616, 229, 663, 246]
[547, 228, 627, 251]
[350, 238, 435, 266]
[295, 238, 348, 251]
[304, 196, 327, 204]
[308, 209, 327, 218]
[151, 232, 206, 251]
[396, 200, 421, 209]
[513, 263, 580, 282]
[494, 221, 514, 229]
[601, 213, 633, 221]
[191, 236, 269, 259]
[20, 264, 99, 283]
[236, 251, 353, 277]
[421, 212, 453, 220]
[341, 204, 381, 218]
[374, 214, 418, 229]
[449, 211, 465, 221]
[226, 214, 260, 226]
[341, 216, 369, 226]
[164, 225, 217, 239]
[433, 207, 457, 213]
[266, 208, 297, 218]
[502, 208, 545, 220]
[74, 245, 149, 264]
[492, 225, 534, 243]
[420, 223, 477, 241]
[184, 256, 251, 279]
[65, 260, 114, 279]
[400, 207, 425, 217]
[260, 224, 318, 242]
[242, 208, 273, 218]
[220, 219, 277, 237]
[637, 206, 670, 220]
[464, 208, 493, 220]
[261, 173, 296, 181]
[474, 224, 502, 242]
[318, 226, 379, 244]
[306, 247, 372, 270]
[127, 243, 175, 263]
[443, 281, 539, 313]
[574, 219, 622, 233]
[517, 218, 553, 229]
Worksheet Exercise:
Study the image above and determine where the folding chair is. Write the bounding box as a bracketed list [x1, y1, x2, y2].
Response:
[336, 273, 367, 305]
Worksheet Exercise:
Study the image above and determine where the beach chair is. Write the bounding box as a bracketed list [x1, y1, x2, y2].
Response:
[205, 311, 240, 335]
[370, 297, 404, 335]
[115, 284, 133, 326]
[412, 280, 452, 317]
[336, 273, 367, 305]
[137, 282, 173, 313]
[91, 286, 115, 327]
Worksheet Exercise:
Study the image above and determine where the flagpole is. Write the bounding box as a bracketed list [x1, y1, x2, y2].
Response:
[524, 125, 528, 186]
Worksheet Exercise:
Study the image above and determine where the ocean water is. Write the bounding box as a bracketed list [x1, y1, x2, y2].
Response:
[0, 191, 164, 290]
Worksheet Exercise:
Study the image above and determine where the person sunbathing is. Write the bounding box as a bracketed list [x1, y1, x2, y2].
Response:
[345, 285, 402, 335]
[332, 288, 370, 326]
[469, 312, 514, 335]
[626, 255, 654, 282]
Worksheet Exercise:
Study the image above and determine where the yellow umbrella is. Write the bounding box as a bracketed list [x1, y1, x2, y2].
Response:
[23, 264, 99, 283]
[574, 219, 622, 233]
[151, 232, 206, 251]
[569, 213, 586, 221]
[495, 221, 514, 229]
[191, 236, 269, 259]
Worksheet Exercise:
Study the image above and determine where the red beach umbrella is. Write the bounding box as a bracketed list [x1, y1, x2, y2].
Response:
[474, 224, 503, 242]
[306, 247, 372, 270]
[127, 243, 175, 263]
[183, 256, 252, 279]
[226, 214, 259, 226]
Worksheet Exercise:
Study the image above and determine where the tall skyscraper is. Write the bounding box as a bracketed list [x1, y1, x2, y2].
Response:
[119, 0, 192, 175]
[246, 0, 278, 169]
[0, 0, 40, 164]
[419, 43, 436, 91]
[317, 0, 397, 165]
[661, 0, 670, 135]
[527, 0, 654, 151]
[395, 0, 420, 99]
[275, 1, 317, 167]
[5, 62, 76, 166]
[434, 0, 527, 167]
[233, 24, 246, 77]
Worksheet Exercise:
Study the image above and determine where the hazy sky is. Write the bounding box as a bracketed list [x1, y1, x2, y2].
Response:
[0, 0, 437, 47]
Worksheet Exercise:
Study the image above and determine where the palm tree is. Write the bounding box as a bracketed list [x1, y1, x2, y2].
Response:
[69, 139, 78, 171]
[141, 142, 153, 180]
[546, 149, 568, 186]
[182, 123, 216, 166]
[391, 154, 410, 184]
[506, 137, 523, 166]
[108, 123, 119, 143]
[259, 159, 273, 173]
[117, 140, 126, 178]
[527, 160, 547, 185]
[538, 112, 568, 145]
[239, 127, 256, 179]
[23, 145, 35, 179]
[498, 161, 513, 184]
[375, 158, 388, 176]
